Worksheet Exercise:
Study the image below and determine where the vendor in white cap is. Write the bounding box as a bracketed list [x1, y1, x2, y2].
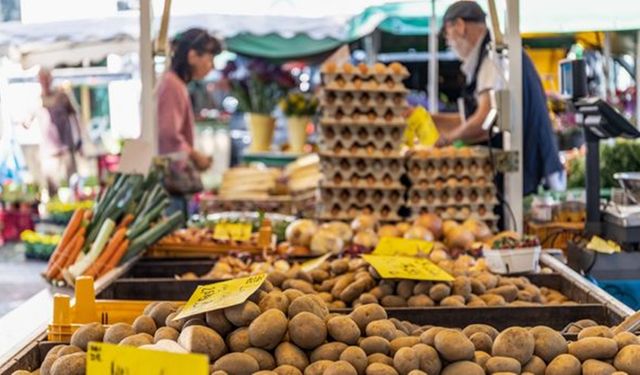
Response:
[433, 1, 564, 195]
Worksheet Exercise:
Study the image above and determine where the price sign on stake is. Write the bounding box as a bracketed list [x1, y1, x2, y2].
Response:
[213, 223, 253, 242]
[362, 255, 454, 281]
[174, 274, 267, 321]
[87, 342, 208, 375]
[301, 253, 332, 272]
[373, 237, 434, 257]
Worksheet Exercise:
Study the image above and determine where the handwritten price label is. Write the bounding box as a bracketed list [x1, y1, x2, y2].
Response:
[301, 253, 332, 272]
[174, 274, 267, 321]
[372, 237, 434, 257]
[87, 342, 208, 375]
[362, 255, 454, 281]
[213, 223, 253, 242]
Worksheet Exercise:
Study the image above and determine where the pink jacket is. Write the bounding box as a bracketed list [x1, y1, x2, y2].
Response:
[156, 70, 194, 155]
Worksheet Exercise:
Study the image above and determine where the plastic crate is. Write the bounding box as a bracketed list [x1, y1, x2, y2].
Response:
[590, 277, 640, 311]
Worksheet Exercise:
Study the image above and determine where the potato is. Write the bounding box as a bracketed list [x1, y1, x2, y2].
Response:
[104, 322, 135, 344]
[469, 332, 493, 353]
[327, 316, 361, 345]
[463, 324, 499, 340]
[381, 296, 407, 308]
[481, 294, 507, 306]
[288, 312, 327, 350]
[365, 363, 399, 375]
[487, 285, 518, 302]
[332, 273, 356, 298]
[581, 359, 616, 375]
[119, 333, 154, 347]
[212, 353, 260, 375]
[568, 337, 618, 361]
[441, 361, 484, 375]
[182, 317, 206, 330]
[178, 325, 226, 361]
[545, 354, 581, 375]
[521, 355, 546, 375]
[325, 360, 358, 375]
[396, 280, 416, 299]
[453, 276, 472, 300]
[283, 289, 305, 303]
[341, 279, 371, 303]
[473, 351, 491, 370]
[412, 343, 441, 375]
[267, 270, 288, 288]
[529, 326, 567, 363]
[300, 360, 331, 375]
[475, 273, 499, 289]
[485, 356, 522, 373]
[614, 332, 640, 349]
[407, 295, 434, 307]
[132, 315, 157, 335]
[154, 326, 179, 343]
[50, 352, 85, 375]
[206, 309, 234, 336]
[368, 353, 394, 366]
[274, 342, 309, 371]
[389, 337, 420, 355]
[288, 295, 329, 319]
[578, 326, 614, 339]
[366, 320, 398, 341]
[360, 336, 391, 355]
[273, 365, 303, 375]
[41, 346, 82, 375]
[613, 344, 640, 375]
[299, 341, 339, 362]
[434, 329, 475, 362]
[492, 327, 535, 365]
[428, 284, 451, 302]
[340, 346, 367, 375]
[70, 322, 105, 351]
[331, 258, 350, 274]
[259, 291, 290, 314]
[412, 281, 432, 295]
[164, 312, 185, 331]
[224, 301, 261, 327]
[350, 304, 387, 332]
[393, 347, 419, 375]
[439, 296, 465, 307]
[249, 309, 288, 350]
[358, 293, 379, 305]
[470, 279, 487, 295]
[148, 302, 176, 327]
[245, 348, 276, 371]
[226, 327, 250, 352]
[419, 327, 444, 346]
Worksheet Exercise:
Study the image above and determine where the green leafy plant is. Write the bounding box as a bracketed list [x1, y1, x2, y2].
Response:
[567, 140, 640, 189]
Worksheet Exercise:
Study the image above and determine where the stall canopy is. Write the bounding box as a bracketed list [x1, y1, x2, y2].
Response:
[1, 0, 640, 66]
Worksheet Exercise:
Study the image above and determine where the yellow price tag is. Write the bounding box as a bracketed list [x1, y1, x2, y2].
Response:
[87, 342, 208, 375]
[362, 255, 454, 281]
[174, 274, 267, 321]
[587, 235, 621, 254]
[213, 222, 252, 242]
[301, 253, 332, 272]
[373, 237, 434, 257]
[405, 106, 439, 147]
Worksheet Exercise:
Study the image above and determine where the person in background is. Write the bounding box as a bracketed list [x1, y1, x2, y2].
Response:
[433, 1, 565, 195]
[35, 68, 83, 195]
[156, 28, 221, 214]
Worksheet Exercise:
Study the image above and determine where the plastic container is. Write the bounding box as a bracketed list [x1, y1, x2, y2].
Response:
[484, 246, 542, 274]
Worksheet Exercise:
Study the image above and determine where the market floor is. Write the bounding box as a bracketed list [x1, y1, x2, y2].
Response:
[0, 244, 49, 317]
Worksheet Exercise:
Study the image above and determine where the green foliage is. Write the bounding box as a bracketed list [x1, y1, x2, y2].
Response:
[567, 140, 640, 189]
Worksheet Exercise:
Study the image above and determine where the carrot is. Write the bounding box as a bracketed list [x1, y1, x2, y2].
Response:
[98, 239, 130, 278]
[117, 214, 135, 231]
[83, 227, 127, 277]
[46, 228, 85, 280]
[46, 208, 84, 272]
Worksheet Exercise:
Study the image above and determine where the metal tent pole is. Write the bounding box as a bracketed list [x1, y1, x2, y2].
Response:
[636, 30, 640, 126]
[428, 0, 438, 113]
[139, 0, 157, 154]
[505, 0, 523, 233]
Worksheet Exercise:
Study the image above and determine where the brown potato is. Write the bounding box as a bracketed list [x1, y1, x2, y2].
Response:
[396, 280, 416, 299]
[132, 315, 157, 335]
[407, 295, 435, 307]
[453, 276, 472, 300]
[389, 337, 420, 355]
[350, 304, 387, 332]
[148, 302, 176, 328]
[393, 347, 419, 375]
[492, 327, 535, 365]
[259, 291, 290, 314]
[103, 323, 135, 344]
[613, 344, 640, 375]
[368, 353, 394, 366]
[205, 309, 234, 336]
[381, 296, 408, 307]
[119, 333, 153, 347]
[568, 337, 618, 361]
[581, 359, 616, 375]
[367, 320, 398, 341]
[273, 364, 303, 375]
[529, 326, 567, 363]
[614, 331, 640, 349]
[212, 353, 260, 375]
[545, 354, 581, 375]
[485, 356, 522, 373]
[439, 295, 465, 307]
[288, 295, 329, 319]
[340, 346, 368, 375]
[463, 324, 499, 340]
[578, 326, 614, 340]
[227, 327, 250, 352]
[325, 360, 358, 375]
[412, 343, 441, 375]
[441, 361, 484, 375]
[428, 284, 451, 302]
[274, 342, 309, 371]
[474, 351, 491, 370]
[469, 332, 493, 353]
[164, 312, 186, 331]
[288, 312, 327, 350]
[487, 285, 519, 302]
[327, 315, 361, 345]
[521, 355, 546, 375]
[283, 289, 305, 303]
[360, 336, 391, 355]
[70, 322, 105, 351]
[419, 327, 444, 346]
[153, 326, 179, 343]
[50, 352, 85, 375]
[245, 348, 276, 371]
[310, 342, 348, 362]
[249, 309, 288, 350]
[434, 329, 475, 362]
[341, 279, 371, 303]
[178, 325, 226, 361]
[365, 363, 399, 375]
[304, 360, 333, 375]
[224, 301, 261, 327]
[481, 294, 507, 306]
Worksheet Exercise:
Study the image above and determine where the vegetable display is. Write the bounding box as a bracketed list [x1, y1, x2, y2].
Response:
[43, 171, 184, 285]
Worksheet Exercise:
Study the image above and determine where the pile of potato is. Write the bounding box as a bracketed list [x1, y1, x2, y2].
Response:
[17, 286, 639, 375]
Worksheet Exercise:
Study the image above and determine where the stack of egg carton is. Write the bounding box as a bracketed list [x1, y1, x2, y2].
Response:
[316, 62, 410, 222]
[407, 146, 500, 228]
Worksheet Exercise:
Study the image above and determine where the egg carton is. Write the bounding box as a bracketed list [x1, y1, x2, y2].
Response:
[321, 62, 410, 84]
[320, 186, 405, 208]
[407, 159, 494, 182]
[408, 186, 498, 207]
[322, 89, 408, 105]
[320, 102, 408, 117]
[319, 154, 405, 184]
[203, 196, 294, 215]
[410, 176, 495, 190]
[317, 203, 404, 222]
[409, 146, 491, 159]
[410, 204, 499, 222]
[323, 79, 409, 94]
[319, 122, 405, 145]
[320, 140, 405, 158]
[320, 113, 406, 127]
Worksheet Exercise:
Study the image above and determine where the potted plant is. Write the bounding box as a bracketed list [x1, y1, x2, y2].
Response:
[224, 60, 294, 152]
[280, 92, 318, 153]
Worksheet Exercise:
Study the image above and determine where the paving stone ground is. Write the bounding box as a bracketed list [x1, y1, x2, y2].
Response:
[0, 244, 49, 317]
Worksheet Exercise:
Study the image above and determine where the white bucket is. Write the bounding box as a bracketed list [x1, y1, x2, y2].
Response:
[484, 246, 542, 274]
